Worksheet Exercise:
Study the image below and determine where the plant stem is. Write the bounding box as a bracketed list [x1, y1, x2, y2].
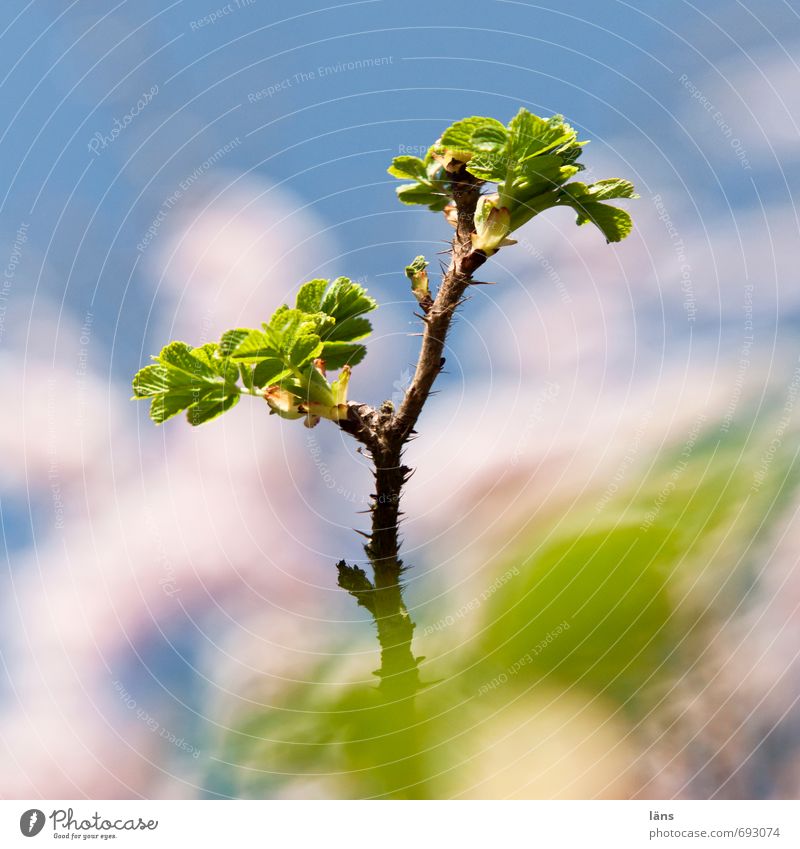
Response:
[338, 164, 486, 698]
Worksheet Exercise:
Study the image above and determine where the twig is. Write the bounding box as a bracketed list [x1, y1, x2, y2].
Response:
[337, 163, 486, 698]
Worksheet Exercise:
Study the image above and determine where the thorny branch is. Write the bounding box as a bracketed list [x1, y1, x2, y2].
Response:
[336, 163, 486, 698]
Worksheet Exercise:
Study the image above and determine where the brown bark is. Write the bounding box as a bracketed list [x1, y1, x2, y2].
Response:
[337, 164, 487, 698]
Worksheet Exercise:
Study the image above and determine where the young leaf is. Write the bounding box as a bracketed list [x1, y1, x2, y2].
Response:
[560, 180, 638, 202]
[388, 149, 450, 212]
[295, 279, 329, 313]
[507, 109, 577, 161]
[324, 316, 372, 344]
[132, 341, 240, 425]
[439, 116, 508, 157]
[463, 152, 508, 183]
[319, 277, 377, 325]
[580, 179, 638, 201]
[288, 331, 324, 368]
[252, 359, 292, 388]
[220, 329, 252, 356]
[514, 154, 574, 198]
[569, 202, 633, 243]
[558, 181, 637, 241]
[188, 390, 240, 425]
[395, 183, 449, 211]
[319, 341, 367, 369]
[405, 255, 430, 303]
[224, 328, 279, 362]
[387, 155, 428, 180]
[387, 108, 635, 247]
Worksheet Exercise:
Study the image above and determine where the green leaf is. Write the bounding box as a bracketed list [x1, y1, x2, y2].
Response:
[238, 362, 254, 391]
[187, 389, 240, 426]
[132, 342, 240, 425]
[220, 329, 252, 356]
[571, 201, 633, 243]
[218, 276, 375, 402]
[222, 327, 296, 387]
[285, 364, 335, 407]
[134, 276, 377, 429]
[507, 109, 577, 161]
[557, 142, 585, 168]
[131, 364, 172, 397]
[514, 154, 573, 196]
[288, 331, 324, 368]
[388, 150, 449, 212]
[395, 183, 449, 210]
[387, 156, 428, 180]
[385, 108, 635, 249]
[252, 359, 292, 388]
[224, 328, 278, 362]
[554, 181, 636, 242]
[320, 341, 367, 369]
[465, 152, 508, 182]
[319, 277, 377, 324]
[295, 279, 329, 313]
[440, 116, 508, 155]
[584, 178, 638, 201]
[268, 306, 305, 339]
[158, 340, 217, 380]
[561, 180, 637, 202]
[193, 343, 239, 384]
[323, 316, 372, 343]
[268, 308, 332, 362]
[149, 389, 202, 424]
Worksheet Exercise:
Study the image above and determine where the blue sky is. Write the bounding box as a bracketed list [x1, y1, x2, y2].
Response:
[3, 0, 797, 380]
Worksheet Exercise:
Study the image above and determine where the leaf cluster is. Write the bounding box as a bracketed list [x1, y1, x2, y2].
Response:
[132, 277, 376, 427]
[388, 108, 637, 248]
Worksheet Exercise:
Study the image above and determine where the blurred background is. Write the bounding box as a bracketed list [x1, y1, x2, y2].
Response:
[1, 0, 800, 799]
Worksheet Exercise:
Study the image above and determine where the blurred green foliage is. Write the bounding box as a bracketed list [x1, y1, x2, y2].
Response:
[208, 400, 800, 798]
